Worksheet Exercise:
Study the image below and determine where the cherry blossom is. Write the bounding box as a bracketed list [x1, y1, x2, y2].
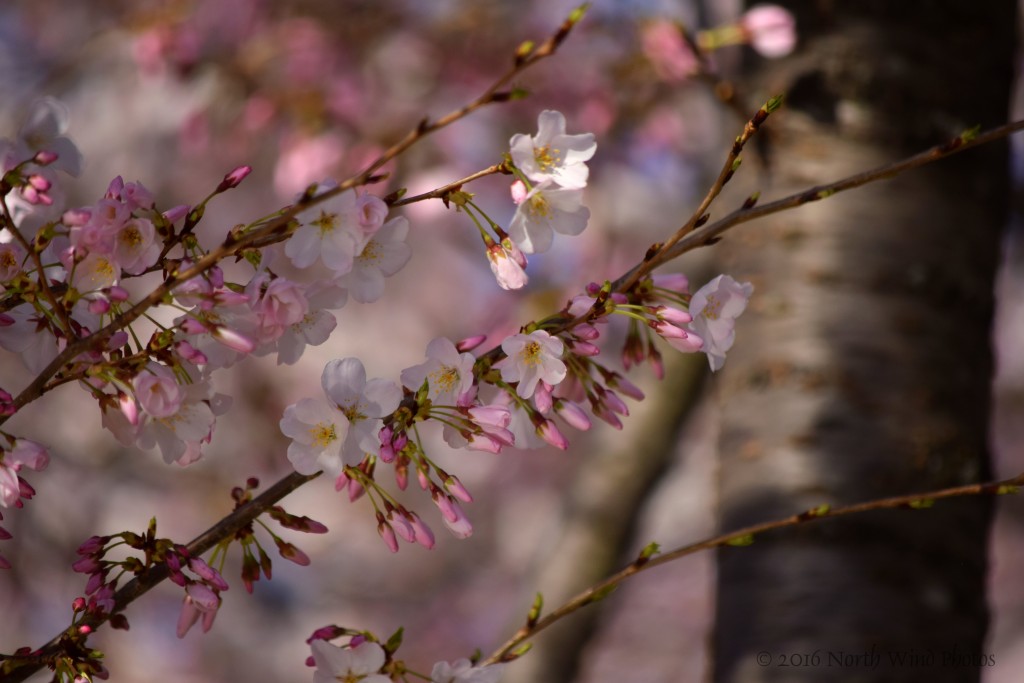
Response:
[286, 188, 362, 275]
[510, 110, 596, 189]
[495, 330, 567, 399]
[112, 217, 161, 275]
[15, 97, 83, 177]
[274, 281, 346, 365]
[320, 358, 402, 465]
[401, 337, 476, 405]
[279, 398, 350, 477]
[132, 363, 185, 419]
[310, 640, 390, 683]
[742, 4, 797, 58]
[687, 274, 754, 371]
[507, 180, 589, 254]
[176, 583, 220, 638]
[485, 232, 528, 290]
[337, 216, 412, 303]
[431, 659, 505, 683]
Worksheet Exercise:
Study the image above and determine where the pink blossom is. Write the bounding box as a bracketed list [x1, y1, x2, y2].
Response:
[641, 20, 698, 82]
[177, 583, 220, 638]
[688, 274, 754, 370]
[742, 4, 797, 58]
[508, 180, 590, 255]
[133, 363, 184, 419]
[495, 330, 567, 399]
[311, 640, 390, 683]
[510, 110, 596, 190]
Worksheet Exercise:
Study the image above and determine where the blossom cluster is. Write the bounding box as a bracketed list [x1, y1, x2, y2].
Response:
[308, 635, 504, 683]
[1, 90, 755, 683]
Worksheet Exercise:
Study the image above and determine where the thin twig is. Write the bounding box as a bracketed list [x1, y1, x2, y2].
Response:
[481, 471, 1024, 665]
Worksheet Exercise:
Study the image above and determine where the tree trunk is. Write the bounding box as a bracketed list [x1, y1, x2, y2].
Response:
[712, 3, 1015, 682]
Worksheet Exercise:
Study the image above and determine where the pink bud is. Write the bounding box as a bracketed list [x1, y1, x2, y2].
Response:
[88, 298, 111, 315]
[538, 419, 569, 450]
[33, 150, 59, 165]
[217, 165, 252, 192]
[510, 179, 528, 204]
[389, 510, 416, 543]
[409, 512, 435, 549]
[742, 4, 797, 58]
[211, 325, 256, 354]
[603, 390, 630, 417]
[28, 174, 51, 191]
[651, 273, 689, 293]
[555, 400, 592, 431]
[570, 340, 601, 357]
[456, 334, 487, 352]
[593, 404, 623, 430]
[189, 557, 229, 591]
[533, 381, 553, 414]
[376, 517, 399, 553]
[575, 323, 600, 341]
[652, 305, 692, 325]
[278, 542, 311, 566]
[609, 374, 645, 401]
[444, 476, 473, 503]
[163, 204, 190, 224]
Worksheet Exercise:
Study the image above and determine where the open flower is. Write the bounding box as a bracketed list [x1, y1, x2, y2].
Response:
[510, 110, 596, 189]
[321, 358, 402, 464]
[401, 337, 476, 405]
[311, 640, 390, 683]
[508, 180, 589, 254]
[495, 330, 567, 398]
[687, 274, 754, 371]
[338, 216, 411, 303]
[280, 398, 350, 476]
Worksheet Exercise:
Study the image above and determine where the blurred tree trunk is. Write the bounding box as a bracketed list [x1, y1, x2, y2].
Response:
[712, 3, 1015, 682]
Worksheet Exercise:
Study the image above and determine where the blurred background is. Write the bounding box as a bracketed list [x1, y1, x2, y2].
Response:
[0, 1, 1021, 682]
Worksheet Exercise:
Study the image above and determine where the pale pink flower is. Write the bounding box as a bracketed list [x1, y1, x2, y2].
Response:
[495, 330, 567, 399]
[280, 398, 350, 477]
[641, 20, 699, 81]
[321, 358, 402, 465]
[176, 583, 220, 638]
[339, 217, 412, 303]
[401, 337, 476, 405]
[431, 659, 505, 683]
[508, 181, 589, 254]
[17, 97, 83, 177]
[510, 110, 596, 189]
[8, 439, 50, 471]
[113, 217, 160, 275]
[486, 234, 529, 290]
[133, 363, 184, 418]
[286, 188, 361, 275]
[354, 193, 389, 247]
[64, 250, 121, 292]
[247, 274, 310, 344]
[742, 4, 797, 58]
[311, 640, 390, 683]
[0, 464, 21, 507]
[687, 274, 754, 370]
[0, 242, 26, 282]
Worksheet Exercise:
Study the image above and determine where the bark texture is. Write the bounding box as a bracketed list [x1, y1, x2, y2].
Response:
[712, 2, 1015, 682]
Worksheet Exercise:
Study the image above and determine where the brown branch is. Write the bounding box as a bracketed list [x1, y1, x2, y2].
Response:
[481, 471, 1024, 666]
[630, 118, 1024, 279]
[0, 472, 318, 683]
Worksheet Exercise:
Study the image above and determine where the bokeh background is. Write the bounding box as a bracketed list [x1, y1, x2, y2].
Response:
[0, 1, 1021, 682]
